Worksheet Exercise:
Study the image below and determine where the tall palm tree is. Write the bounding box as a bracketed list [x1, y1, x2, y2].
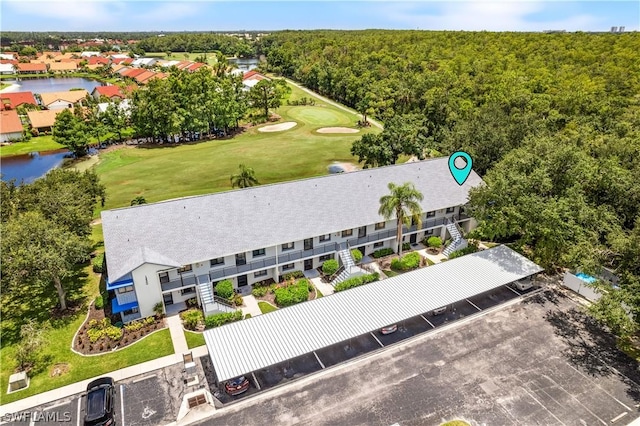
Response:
[378, 182, 424, 256]
[230, 164, 260, 189]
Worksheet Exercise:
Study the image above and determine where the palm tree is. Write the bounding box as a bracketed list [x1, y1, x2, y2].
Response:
[130, 196, 147, 206]
[378, 182, 424, 256]
[230, 164, 260, 189]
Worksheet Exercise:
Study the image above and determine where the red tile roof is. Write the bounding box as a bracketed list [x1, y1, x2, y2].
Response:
[134, 70, 156, 83]
[0, 91, 37, 110]
[186, 62, 206, 72]
[16, 63, 47, 72]
[121, 68, 146, 78]
[0, 110, 23, 134]
[92, 86, 125, 99]
[242, 70, 260, 80]
[88, 56, 110, 65]
[0, 59, 18, 65]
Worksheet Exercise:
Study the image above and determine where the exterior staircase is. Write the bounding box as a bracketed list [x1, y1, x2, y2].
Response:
[197, 275, 235, 314]
[330, 247, 365, 286]
[443, 219, 467, 257]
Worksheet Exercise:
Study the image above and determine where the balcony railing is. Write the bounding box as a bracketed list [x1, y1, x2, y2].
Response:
[347, 228, 397, 247]
[161, 273, 198, 292]
[122, 311, 142, 323]
[209, 242, 338, 280]
[115, 290, 138, 305]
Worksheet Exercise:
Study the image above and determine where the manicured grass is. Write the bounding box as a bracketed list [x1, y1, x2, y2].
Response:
[315, 287, 324, 298]
[184, 330, 206, 349]
[0, 82, 10, 90]
[146, 52, 219, 65]
[95, 83, 378, 210]
[258, 301, 278, 314]
[0, 136, 64, 157]
[426, 258, 436, 266]
[1, 328, 173, 404]
[383, 269, 400, 278]
[441, 421, 471, 426]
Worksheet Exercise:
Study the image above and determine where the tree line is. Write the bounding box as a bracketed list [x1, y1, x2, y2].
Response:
[136, 33, 255, 57]
[260, 30, 640, 336]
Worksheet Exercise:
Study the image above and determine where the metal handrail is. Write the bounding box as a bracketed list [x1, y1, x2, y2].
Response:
[328, 265, 345, 282]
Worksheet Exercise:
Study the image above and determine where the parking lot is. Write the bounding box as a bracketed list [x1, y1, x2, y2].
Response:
[197, 288, 640, 425]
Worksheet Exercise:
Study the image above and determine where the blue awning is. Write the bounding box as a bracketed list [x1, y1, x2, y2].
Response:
[111, 298, 139, 314]
[107, 275, 134, 291]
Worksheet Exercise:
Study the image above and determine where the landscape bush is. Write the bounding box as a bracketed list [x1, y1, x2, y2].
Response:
[391, 252, 422, 271]
[322, 259, 339, 275]
[232, 294, 243, 306]
[180, 309, 204, 330]
[280, 270, 304, 281]
[372, 248, 394, 258]
[448, 245, 480, 259]
[94, 295, 104, 309]
[402, 242, 411, 251]
[214, 279, 234, 299]
[204, 310, 243, 329]
[274, 279, 310, 307]
[252, 286, 268, 297]
[426, 236, 443, 248]
[87, 318, 122, 343]
[334, 273, 380, 292]
[92, 255, 104, 273]
[350, 249, 363, 263]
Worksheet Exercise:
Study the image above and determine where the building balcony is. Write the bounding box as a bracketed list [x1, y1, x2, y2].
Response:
[122, 311, 142, 323]
[106, 273, 133, 291]
[161, 273, 198, 292]
[115, 290, 138, 305]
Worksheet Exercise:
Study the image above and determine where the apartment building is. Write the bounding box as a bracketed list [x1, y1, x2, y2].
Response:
[101, 158, 483, 322]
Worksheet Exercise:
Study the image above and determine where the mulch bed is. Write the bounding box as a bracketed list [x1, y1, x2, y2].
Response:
[73, 302, 165, 355]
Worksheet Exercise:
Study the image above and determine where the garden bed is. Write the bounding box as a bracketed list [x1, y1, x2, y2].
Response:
[252, 278, 320, 307]
[73, 302, 165, 355]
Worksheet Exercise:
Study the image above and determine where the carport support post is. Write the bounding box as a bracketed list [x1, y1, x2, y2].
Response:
[251, 372, 261, 390]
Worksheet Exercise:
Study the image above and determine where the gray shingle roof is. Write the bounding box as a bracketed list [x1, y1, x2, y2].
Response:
[102, 158, 483, 281]
[204, 245, 543, 381]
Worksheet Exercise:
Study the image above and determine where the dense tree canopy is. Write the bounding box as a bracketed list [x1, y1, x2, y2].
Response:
[136, 33, 255, 57]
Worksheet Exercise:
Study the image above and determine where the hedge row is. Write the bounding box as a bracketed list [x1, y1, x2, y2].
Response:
[204, 310, 243, 328]
[448, 245, 480, 259]
[280, 270, 305, 281]
[274, 279, 311, 307]
[372, 248, 394, 258]
[334, 273, 380, 292]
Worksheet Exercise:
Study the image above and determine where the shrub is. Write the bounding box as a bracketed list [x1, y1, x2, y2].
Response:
[274, 279, 310, 307]
[372, 248, 394, 258]
[448, 245, 479, 259]
[402, 242, 411, 251]
[180, 309, 204, 330]
[391, 252, 421, 271]
[144, 316, 155, 326]
[252, 286, 268, 297]
[322, 259, 339, 275]
[186, 297, 199, 307]
[350, 249, 363, 263]
[94, 295, 104, 309]
[334, 273, 380, 292]
[426, 236, 443, 248]
[92, 256, 104, 273]
[280, 270, 304, 281]
[153, 302, 164, 317]
[105, 326, 123, 341]
[124, 321, 143, 332]
[233, 294, 243, 306]
[204, 310, 243, 329]
[215, 280, 234, 299]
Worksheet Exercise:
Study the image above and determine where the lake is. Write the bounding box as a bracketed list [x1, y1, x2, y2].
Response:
[229, 57, 260, 71]
[0, 77, 103, 94]
[1, 150, 71, 183]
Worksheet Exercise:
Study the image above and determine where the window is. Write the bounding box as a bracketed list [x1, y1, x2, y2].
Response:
[426, 211, 436, 218]
[122, 307, 139, 316]
[236, 253, 246, 266]
[254, 270, 268, 278]
[358, 226, 367, 238]
[341, 229, 353, 237]
[159, 272, 169, 284]
[117, 285, 134, 294]
[281, 242, 294, 251]
[375, 222, 385, 230]
[282, 263, 295, 271]
[319, 234, 331, 242]
[181, 287, 195, 295]
[374, 241, 384, 248]
[425, 229, 434, 235]
[252, 248, 266, 257]
[319, 254, 333, 262]
[304, 238, 313, 251]
[178, 264, 192, 273]
[210, 257, 224, 267]
[446, 207, 456, 214]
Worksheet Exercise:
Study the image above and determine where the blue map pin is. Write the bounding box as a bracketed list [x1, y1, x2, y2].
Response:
[448, 151, 473, 186]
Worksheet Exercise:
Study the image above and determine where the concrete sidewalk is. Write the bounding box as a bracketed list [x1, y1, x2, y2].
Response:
[240, 295, 263, 317]
[311, 277, 334, 296]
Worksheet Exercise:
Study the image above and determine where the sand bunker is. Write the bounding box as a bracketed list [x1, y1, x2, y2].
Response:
[316, 127, 359, 134]
[258, 121, 297, 132]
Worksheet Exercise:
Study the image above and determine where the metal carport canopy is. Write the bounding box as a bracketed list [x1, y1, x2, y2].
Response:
[204, 245, 543, 382]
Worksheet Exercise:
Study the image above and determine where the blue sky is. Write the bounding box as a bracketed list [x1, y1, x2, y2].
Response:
[2, 1, 638, 32]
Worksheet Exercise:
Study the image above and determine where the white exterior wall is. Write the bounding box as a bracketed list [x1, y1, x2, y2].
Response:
[0, 131, 23, 143]
[131, 263, 166, 318]
[47, 100, 75, 110]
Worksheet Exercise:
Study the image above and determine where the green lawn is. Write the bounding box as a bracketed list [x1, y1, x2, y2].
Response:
[0, 136, 64, 157]
[146, 52, 220, 65]
[383, 269, 400, 278]
[315, 287, 324, 298]
[258, 301, 278, 314]
[184, 330, 206, 349]
[0, 82, 10, 90]
[95, 83, 377, 210]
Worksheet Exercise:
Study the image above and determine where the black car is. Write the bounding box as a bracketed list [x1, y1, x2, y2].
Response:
[225, 376, 250, 396]
[84, 377, 116, 426]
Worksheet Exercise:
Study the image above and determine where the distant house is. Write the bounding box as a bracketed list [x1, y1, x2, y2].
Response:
[49, 62, 78, 73]
[0, 91, 38, 111]
[185, 62, 206, 72]
[81, 51, 101, 57]
[133, 70, 156, 84]
[111, 57, 133, 65]
[130, 58, 157, 67]
[98, 99, 131, 116]
[121, 68, 147, 79]
[0, 53, 15, 60]
[0, 110, 24, 142]
[40, 90, 89, 110]
[26, 109, 63, 133]
[88, 56, 110, 66]
[91, 86, 125, 100]
[242, 70, 269, 89]
[0, 63, 15, 75]
[37, 52, 61, 62]
[15, 63, 47, 74]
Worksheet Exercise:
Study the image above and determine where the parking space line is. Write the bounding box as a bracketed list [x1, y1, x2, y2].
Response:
[313, 351, 325, 369]
[520, 385, 568, 426]
[370, 332, 384, 348]
[132, 374, 155, 384]
[563, 362, 632, 411]
[120, 384, 125, 426]
[251, 372, 262, 390]
[419, 314, 435, 328]
[506, 285, 521, 296]
[611, 412, 628, 423]
[465, 299, 482, 311]
[76, 397, 81, 426]
[43, 401, 68, 411]
[541, 374, 607, 425]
